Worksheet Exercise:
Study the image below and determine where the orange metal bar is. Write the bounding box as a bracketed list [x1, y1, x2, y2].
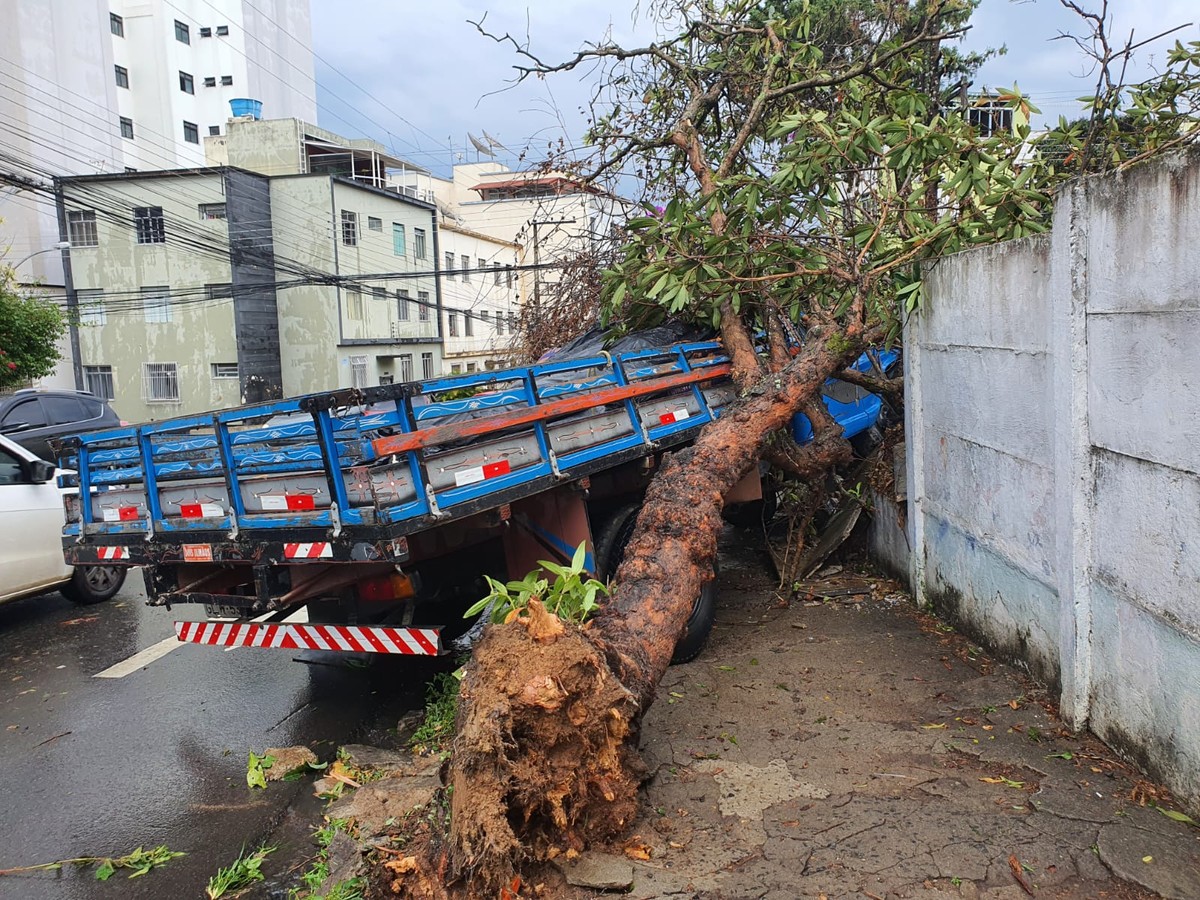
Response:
[372, 364, 732, 457]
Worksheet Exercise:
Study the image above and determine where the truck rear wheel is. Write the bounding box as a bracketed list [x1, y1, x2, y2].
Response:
[61, 565, 126, 605]
[594, 502, 718, 665]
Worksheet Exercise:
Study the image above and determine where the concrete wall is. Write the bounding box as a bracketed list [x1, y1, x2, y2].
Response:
[906, 149, 1200, 814]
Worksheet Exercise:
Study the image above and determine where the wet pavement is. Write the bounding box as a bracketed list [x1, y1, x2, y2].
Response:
[0, 578, 421, 899]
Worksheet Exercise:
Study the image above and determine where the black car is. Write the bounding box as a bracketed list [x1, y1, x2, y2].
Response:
[0, 389, 122, 462]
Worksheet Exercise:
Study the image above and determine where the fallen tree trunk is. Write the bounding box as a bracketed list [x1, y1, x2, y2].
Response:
[427, 335, 857, 894]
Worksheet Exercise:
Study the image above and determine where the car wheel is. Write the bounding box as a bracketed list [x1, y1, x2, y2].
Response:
[61, 565, 126, 605]
[594, 502, 719, 665]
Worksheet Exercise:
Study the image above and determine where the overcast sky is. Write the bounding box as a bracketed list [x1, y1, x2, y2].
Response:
[308, 0, 1199, 178]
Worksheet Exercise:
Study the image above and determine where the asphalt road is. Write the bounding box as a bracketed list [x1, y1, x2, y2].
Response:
[0, 575, 425, 899]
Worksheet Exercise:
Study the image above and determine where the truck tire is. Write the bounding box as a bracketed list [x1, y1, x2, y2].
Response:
[61, 565, 126, 605]
[594, 502, 718, 665]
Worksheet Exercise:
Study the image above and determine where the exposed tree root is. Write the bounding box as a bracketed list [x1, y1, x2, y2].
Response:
[444, 601, 643, 891]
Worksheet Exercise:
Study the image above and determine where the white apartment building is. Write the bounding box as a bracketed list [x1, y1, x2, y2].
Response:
[0, 0, 315, 387]
[437, 223, 520, 375]
[393, 162, 627, 337]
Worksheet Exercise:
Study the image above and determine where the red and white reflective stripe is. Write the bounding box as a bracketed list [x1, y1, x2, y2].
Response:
[179, 502, 224, 518]
[259, 494, 317, 511]
[659, 407, 691, 425]
[174, 621, 441, 655]
[96, 546, 131, 561]
[453, 458, 511, 487]
[283, 542, 333, 559]
[102, 506, 140, 522]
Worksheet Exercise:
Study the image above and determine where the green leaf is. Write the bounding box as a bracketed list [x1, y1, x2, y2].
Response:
[1157, 807, 1198, 826]
[95, 860, 116, 881]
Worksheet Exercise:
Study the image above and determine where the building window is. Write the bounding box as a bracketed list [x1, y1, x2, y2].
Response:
[447, 312, 458, 337]
[341, 210, 357, 246]
[179, 71, 194, 94]
[461, 254, 471, 282]
[67, 210, 98, 246]
[413, 228, 426, 260]
[143, 362, 180, 402]
[371, 286, 386, 306]
[421, 353, 433, 379]
[142, 287, 171, 323]
[464, 312, 473, 337]
[493, 262, 501, 285]
[183, 121, 199, 144]
[174, 20, 190, 44]
[208, 125, 220, 136]
[479, 310, 490, 327]
[199, 202, 226, 220]
[205, 283, 233, 301]
[120, 116, 134, 139]
[450, 364, 462, 375]
[110, 13, 124, 36]
[349, 355, 367, 389]
[417, 291, 430, 322]
[399, 354, 413, 382]
[509, 311, 518, 331]
[216, 25, 229, 35]
[77, 290, 106, 326]
[200, 26, 212, 38]
[397, 289, 410, 321]
[968, 101, 1013, 137]
[84, 365, 114, 400]
[466, 363, 477, 373]
[392, 223, 406, 256]
[444, 252, 455, 281]
[367, 216, 382, 232]
[114, 65, 129, 89]
[506, 265, 514, 288]
[220, 75, 233, 86]
[345, 286, 363, 320]
[134, 206, 165, 244]
[204, 76, 217, 87]
[210, 362, 238, 379]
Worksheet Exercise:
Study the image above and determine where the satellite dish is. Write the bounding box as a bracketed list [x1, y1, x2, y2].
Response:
[482, 130, 508, 152]
[468, 133, 495, 157]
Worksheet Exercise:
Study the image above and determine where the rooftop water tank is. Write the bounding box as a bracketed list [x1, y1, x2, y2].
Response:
[229, 98, 263, 120]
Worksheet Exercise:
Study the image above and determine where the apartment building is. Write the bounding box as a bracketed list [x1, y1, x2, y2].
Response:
[1, 0, 315, 389]
[58, 165, 440, 423]
[437, 223, 520, 375]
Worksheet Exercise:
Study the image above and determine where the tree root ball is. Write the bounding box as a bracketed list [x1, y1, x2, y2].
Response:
[447, 605, 645, 891]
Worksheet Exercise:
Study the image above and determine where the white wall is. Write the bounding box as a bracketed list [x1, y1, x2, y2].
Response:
[905, 148, 1200, 815]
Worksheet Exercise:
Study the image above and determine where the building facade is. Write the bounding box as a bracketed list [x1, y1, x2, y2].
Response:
[1, 0, 315, 388]
[437, 223, 520, 375]
[58, 166, 440, 423]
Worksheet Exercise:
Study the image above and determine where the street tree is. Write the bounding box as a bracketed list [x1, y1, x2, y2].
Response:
[389, 1, 1200, 894]
[0, 260, 65, 390]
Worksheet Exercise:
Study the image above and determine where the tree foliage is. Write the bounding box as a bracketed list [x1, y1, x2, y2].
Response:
[0, 264, 65, 390]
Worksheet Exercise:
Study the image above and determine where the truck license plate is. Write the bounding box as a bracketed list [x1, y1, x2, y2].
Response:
[204, 604, 242, 620]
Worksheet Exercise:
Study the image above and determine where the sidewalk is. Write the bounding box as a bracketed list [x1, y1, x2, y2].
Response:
[595, 535, 1200, 899]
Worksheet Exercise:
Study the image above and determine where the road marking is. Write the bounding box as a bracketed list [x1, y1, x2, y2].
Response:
[93, 636, 181, 678]
[95, 606, 315, 675]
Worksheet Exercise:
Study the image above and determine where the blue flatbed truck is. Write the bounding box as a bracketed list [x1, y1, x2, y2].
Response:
[60, 339, 895, 662]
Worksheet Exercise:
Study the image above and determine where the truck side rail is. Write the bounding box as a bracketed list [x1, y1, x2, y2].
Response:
[62, 341, 735, 548]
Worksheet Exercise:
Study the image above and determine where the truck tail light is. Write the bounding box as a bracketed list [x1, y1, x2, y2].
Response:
[356, 572, 416, 602]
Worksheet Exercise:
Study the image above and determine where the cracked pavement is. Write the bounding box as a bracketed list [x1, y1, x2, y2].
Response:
[595, 534, 1200, 900]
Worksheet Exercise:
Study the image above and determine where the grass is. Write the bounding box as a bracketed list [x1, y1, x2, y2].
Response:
[206, 845, 275, 899]
[408, 670, 461, 751]
[289, 818, 362, 900]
